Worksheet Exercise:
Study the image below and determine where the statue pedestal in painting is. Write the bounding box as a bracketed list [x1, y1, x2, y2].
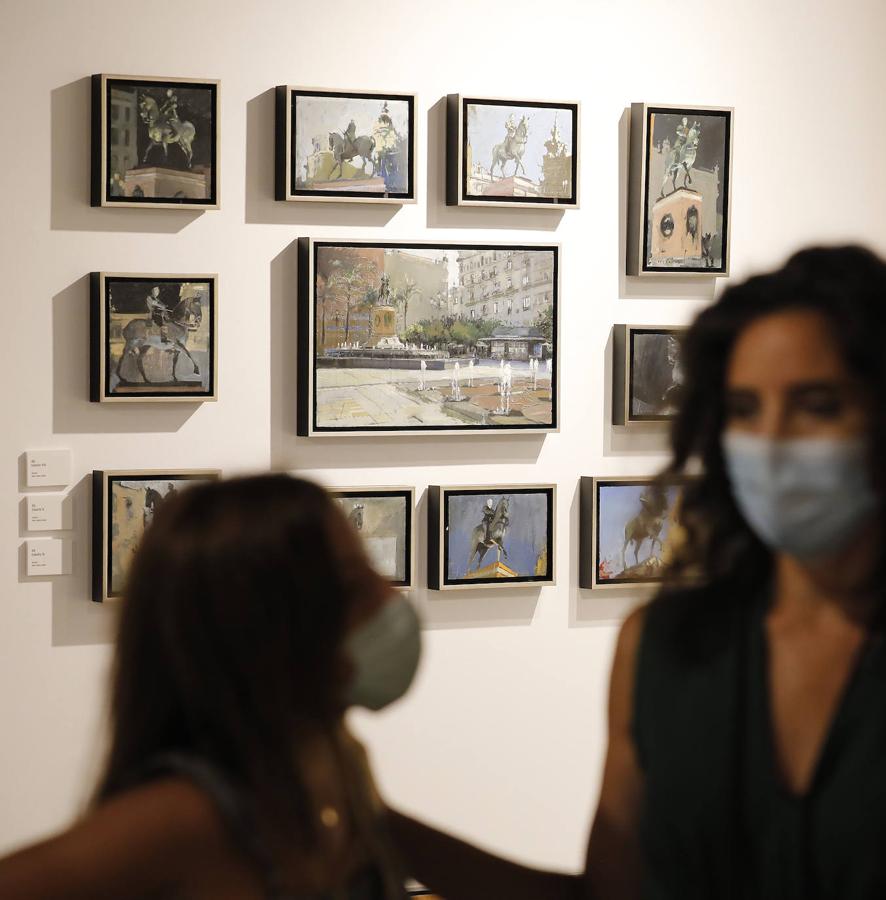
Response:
[466, 560, 517, 580]
[649, 188, 703, 265]
[370, 305, 399, 348]
[124, 166, 209, 200]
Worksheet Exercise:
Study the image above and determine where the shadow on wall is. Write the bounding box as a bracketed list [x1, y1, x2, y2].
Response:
[50, 77, 200, 234]
[267, 242, 549, 470]
[52, 276, 199, 434]
[617, 107, 716, 303]
[244, 89, 400, 228]
[425, 97, 565, 232]
[17, 474, 116, 647]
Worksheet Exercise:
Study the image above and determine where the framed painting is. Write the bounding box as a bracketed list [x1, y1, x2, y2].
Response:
[91, 74, 220, 209]
[626, 103, 732, 276]
[92, 469, 220, 602]
[297, 239, 559, 436]
[90, 272, 217, 402]
[447, 94, 579, 208]
[330, 487, 414, 588]
[428, 485, 555, 590]
[276, 86, 416, 203]
[612, 324, 686, 425]
[579, 476, 687, 589]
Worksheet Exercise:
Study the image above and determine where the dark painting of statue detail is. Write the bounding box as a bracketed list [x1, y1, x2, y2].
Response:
[641, 105, 731, 272]
[630, 329, 684, 420]
[93, 75, 219, 207]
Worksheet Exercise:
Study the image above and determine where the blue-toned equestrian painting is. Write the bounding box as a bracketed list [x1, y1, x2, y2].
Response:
[458, 97, 578, 206]
[595, 480, 685, 585]
[444, 488, 553, 586]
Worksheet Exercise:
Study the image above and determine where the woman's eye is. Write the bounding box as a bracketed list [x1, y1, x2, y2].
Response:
[794, 391, 843, 418]
[725, 394, 757, 420]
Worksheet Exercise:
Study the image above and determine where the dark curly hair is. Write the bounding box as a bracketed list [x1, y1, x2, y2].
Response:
[660, 245, 886, 603]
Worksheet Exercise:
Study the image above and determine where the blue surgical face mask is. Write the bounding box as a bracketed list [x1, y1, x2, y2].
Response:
[721, 432, 879, 561]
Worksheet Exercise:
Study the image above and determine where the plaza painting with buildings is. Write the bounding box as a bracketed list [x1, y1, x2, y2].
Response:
[92, 75, 219, 207]
[282, 89, 414, 201]
[92, 274, 216, 401]
[450, 96, 578, 206]
[636, 104, 732, 273]
[298, 240, 559, 435]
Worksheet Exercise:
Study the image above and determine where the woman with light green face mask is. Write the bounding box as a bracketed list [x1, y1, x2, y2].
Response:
[0, 475, 421, 900]
[387, 246, 886, 900]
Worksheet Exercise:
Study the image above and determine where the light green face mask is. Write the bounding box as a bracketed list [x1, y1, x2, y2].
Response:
[344, 596, 422, 711]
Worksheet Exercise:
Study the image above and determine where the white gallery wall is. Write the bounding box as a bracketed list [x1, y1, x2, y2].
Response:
[2, 0, 885, 871]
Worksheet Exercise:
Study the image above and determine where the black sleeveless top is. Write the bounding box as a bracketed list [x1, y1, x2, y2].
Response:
[633, 586, 886, 899]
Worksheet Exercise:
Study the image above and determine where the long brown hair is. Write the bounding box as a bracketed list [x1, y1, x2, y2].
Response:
[660, 245, 886, 607]
[94, 475, 367, 844]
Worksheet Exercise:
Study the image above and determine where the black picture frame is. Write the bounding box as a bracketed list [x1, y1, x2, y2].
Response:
[329, 487, 415, 588]
[275, 86, 416, 204]
[447, 94, 579, 208]
[428, 484, 556, 590]
[91, 74, 220, 209]
[626, 103, 733, 276]
[92, 469, 220, 602]
[90, 272, 218, 402]
[579, 475, 687, 589]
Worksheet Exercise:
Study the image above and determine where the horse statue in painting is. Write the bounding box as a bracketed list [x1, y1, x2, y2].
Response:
[138, 92, 197, 167]
[466, 497, 510, 572]
[490, 115, 529, 179]
[659, 119, 700, 198]
[622, 483, 669, 572]
[116, 288, 203, 386]
[328, 127, 376, 179]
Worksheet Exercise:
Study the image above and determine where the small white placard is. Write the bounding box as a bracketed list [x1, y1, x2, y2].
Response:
[26, 494, 73, 531]
[25, 539, 72, 576]
[26, 449, 72, 488]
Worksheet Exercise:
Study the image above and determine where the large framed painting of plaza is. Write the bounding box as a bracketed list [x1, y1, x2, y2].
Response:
[428, 485, 555, 590]
[90, 273, 217, 402]
[276, 86, 416, 203]
[447, 95, 579, 208]
[579, 476, 687, 589]
[612, 324, 686, 425]
[331, 487, 414, 588]
[626, 103, 732, 275]
[91, 74, 219, 208]
[297, 239, 559, 436]
[92, 469, 219, 602]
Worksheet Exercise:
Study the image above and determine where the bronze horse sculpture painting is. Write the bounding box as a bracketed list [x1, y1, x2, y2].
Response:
[90, 273, 217, 402]
[447, 94, 579, 208]
[427, 485, 555, 590]
[579, 476, 688, 589]
[276, 86, 416, 203]
[91, 74, 220, 208]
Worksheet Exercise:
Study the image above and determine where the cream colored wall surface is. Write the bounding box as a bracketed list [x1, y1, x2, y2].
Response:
[2, 0, 885, 872]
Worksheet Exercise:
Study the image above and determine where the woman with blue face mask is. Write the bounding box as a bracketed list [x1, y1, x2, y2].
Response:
[388, 245, 886, 899]
[0, 475, 421, 899]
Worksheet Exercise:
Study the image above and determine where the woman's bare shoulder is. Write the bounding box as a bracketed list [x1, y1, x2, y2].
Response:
[0, 778, 230, 899]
